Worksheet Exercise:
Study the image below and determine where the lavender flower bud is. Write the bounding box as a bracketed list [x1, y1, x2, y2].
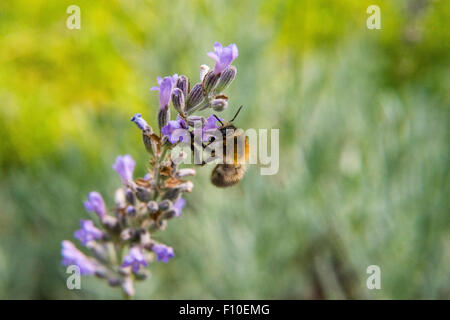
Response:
[130, 113, 150, 131]
[200, 64, 210, 82]
[74, 220, 103, 246]
[120, 228, 135, 241]
[108, 277, 121, 287]
[158, 220, 167, 230]
[158, 199, 172, 212]
[101, 215, 119, 231]
[175, 168, 196, 178]
[126, 205, 136, 216]
[152, 243, 175, 263]
[211, 97, 228, 112]
[122, 277, 135, 297]
[176, 75, 189, 101]
[121, 247, 148, 273]
[162, 188, 181, 201]
[112, 155, 136, 185]
[114, 188, 126, 209]
[202, 70, 220, 94]
[149, 219, 167, 232]
[161, 210, 175, 220]
[157, 105, 170, 131]
[61, 241, 97, 275]
[140, 231, 152, 250]
[134, 270, 149, 281]
[151, 75, 178, 109]
[173, 198, 186, 217]
[84, 192, 107, 220]
[161, 135, 169, 146]
[153, 198, 184, 221]
[172, 150, 188, 165]
[142, 131, 157, 156]
[119, 267, 131, 276]
[171, 88, 185, 114]
[147, 201, 159, 214]
[136, 187, 151, 202]
[178, 181, 194, 192]
[186, 83, 204, 111]
[126, 190, 136, 205]
[215, 65, 237, 93]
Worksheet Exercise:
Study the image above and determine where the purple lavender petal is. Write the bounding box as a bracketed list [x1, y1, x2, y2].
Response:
[61, 240, 97, 275]
[83, 192, 106, 219]
[208, 42, 239, 74]
[112, 155, 136, 184]
[173, 198, 186, 217]
[193, 115, 223, 142]
[150, 75, 178, 109]
[152, 244, 175, 263]
[74, 220, 103, 246]
[122, 247, 148, 273]
[161, 116, 189, 144]
[130, 113, 149, 130]
[204, 114, 220, 130]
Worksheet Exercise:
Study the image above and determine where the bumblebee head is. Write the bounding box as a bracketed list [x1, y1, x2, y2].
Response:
[213, 105, 243, 131]
[218, 123, 237, 136]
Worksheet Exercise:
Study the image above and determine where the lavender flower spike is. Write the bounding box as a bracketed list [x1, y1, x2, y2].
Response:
[61, 240, 97, 275]
[121, 247, 148, 273]
[150, 74, 178, 109]
[113, 155, 136, 184]
[61, 42, 244, 297]
[131, 113, 149, 131]
[84, 191, 107, 219]
[208, 42, 238, 74]
[74, 220, 104, 246]
[152, 244, 175, 263]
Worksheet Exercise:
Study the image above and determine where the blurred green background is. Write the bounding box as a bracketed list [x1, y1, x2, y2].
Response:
[0, 0, 449, 299]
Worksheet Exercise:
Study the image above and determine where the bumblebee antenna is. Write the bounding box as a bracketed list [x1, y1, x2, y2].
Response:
[230, 105, 243, 122]
[213, 114, 224, 126]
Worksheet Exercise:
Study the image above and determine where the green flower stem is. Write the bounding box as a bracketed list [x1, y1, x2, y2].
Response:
[152, 145, 170, 200]
[187, 97, 210, 115]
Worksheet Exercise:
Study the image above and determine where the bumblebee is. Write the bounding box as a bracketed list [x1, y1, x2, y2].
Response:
[209, 106, 249, 187]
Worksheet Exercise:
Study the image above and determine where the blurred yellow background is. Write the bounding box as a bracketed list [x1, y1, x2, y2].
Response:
[0, 0, 448, 299]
